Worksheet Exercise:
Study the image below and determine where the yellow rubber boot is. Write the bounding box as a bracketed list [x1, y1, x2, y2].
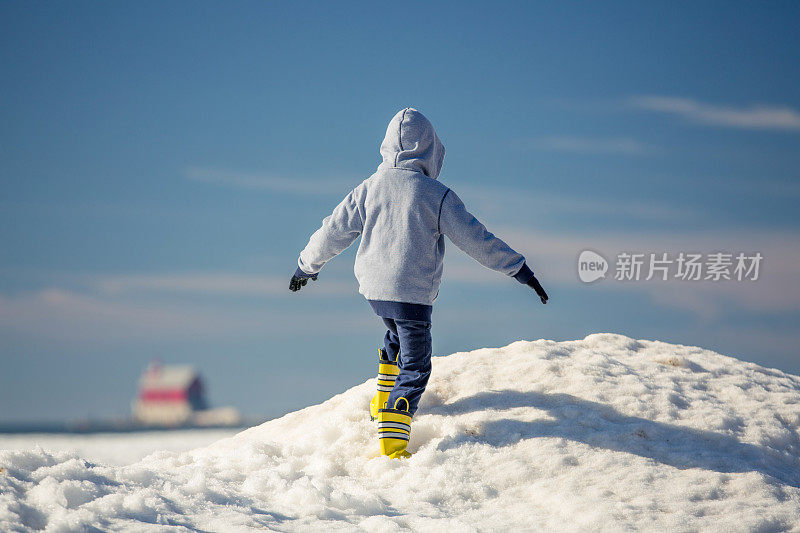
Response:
[369, 348, 399, 420]
[377, 398, 412, 459]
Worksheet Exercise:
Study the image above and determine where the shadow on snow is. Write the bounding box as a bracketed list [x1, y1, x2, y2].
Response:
[430, 390, 800, 490]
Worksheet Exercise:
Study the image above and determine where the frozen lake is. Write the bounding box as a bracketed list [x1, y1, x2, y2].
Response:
[0, 428, 242, 466]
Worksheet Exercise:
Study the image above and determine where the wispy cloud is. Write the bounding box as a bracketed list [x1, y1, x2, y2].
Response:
[629, 96, 800, 131]
[94, 272, 354, 297]
[456, 184, 695, 224]
[0, 269, 362, 343]
[527, 136, 655, 155]
[436, 223, 800, 323]
[3, 231, 798, 346]
[493, 227, 800, 318]
[185, 167, 350, 195]
[0, 286, 370, 343]
[729, 178, 800, 198]
[0, 288, 259, 341]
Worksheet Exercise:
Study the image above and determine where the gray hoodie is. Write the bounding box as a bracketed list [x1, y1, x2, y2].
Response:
[297, 108, 534, 321]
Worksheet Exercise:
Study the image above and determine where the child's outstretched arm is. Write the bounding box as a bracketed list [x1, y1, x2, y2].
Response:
[289, 182, 365, 292]
[439, 189, 548, 304]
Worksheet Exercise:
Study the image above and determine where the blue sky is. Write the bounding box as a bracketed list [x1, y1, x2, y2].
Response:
[1, 1, 799, 422]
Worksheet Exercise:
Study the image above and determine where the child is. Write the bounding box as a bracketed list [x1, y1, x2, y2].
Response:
[290, 108, 548, 458]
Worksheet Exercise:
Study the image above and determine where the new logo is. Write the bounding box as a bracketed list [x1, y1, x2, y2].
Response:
[578, 250, 608, 283]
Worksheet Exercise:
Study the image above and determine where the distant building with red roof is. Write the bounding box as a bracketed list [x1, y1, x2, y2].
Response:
[132, 361, 239, 427]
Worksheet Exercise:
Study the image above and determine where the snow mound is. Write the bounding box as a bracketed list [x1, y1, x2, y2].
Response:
[2, 334, 800, 531]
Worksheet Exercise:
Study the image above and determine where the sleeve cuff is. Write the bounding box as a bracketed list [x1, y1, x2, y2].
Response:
[294, 266, 318, 279]
[512, 263, 535, 284]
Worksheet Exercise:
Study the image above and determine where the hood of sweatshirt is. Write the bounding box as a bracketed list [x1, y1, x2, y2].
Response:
[379, 108, 445, 180]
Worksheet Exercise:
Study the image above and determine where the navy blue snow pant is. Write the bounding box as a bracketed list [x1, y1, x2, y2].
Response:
[381, 318, 432, 416]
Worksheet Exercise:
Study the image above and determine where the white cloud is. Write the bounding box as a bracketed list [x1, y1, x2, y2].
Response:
[185, 167, 350, 195]
[729, 178, 800, 198]
[455, 184, 695, 224]
[528, 136, 654, 155]
[493, 227, 800, 318]
[3, 228, 797, 345]
[95, 273, 354, 297]
[0, 289, 255, 341]
[437, 223, 800, 321]
[0, 287, 371, 343]
[0, 268, 365, 344]
[629, 96, 800, 131]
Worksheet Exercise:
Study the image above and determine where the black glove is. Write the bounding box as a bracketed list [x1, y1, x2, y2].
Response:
[527, 275, 549, 304]
[289, 273, 318, 292]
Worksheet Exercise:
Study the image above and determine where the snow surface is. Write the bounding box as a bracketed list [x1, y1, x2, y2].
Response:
[0, 429, 240, 467]
[2, 333, 800, 532]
